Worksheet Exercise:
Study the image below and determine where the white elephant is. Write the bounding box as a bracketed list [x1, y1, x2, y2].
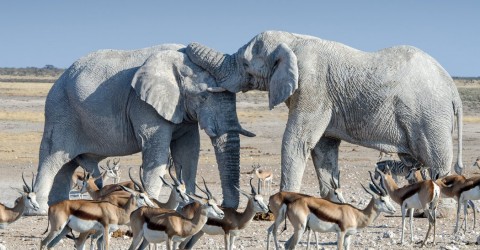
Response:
[33, 44, 254, 214]
[186, 30, 463, 197]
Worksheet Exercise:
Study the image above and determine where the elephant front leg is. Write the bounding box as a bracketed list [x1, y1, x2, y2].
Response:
[170, 124, 200, 194]
[311, 136, 341, 198]
[280, 108, 332, 192]
[34, 152, 75, 214]
[141, 137, 172, 200]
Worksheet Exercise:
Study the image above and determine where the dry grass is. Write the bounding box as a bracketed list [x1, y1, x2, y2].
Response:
[0, 111, 44, 122]
[0, 82, 52, 97]
[463, 116, 480, 123]
[0, 131, 43, 165]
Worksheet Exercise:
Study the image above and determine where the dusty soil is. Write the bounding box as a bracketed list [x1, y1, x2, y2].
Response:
[0, 79, 480, 249]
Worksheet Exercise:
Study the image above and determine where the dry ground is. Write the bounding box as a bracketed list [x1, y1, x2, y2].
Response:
[0, 78, 479, 249]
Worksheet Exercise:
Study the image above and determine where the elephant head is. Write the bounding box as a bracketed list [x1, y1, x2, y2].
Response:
[131, 50, 255, 208]
[186, 31, 299, 110]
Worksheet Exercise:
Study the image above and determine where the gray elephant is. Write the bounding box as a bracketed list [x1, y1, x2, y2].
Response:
[33, 44, 254, 214]
[186, 30, 463, 197]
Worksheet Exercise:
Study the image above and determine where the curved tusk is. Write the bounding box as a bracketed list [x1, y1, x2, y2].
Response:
[239, 128, 256, 137]
[207, 87, 227, 93]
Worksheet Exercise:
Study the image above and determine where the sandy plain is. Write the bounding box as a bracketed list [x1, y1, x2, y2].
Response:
[0, 77, 479, 249]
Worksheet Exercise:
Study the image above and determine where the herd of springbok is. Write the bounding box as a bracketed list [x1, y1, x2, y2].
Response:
[1, 156, 480, 249]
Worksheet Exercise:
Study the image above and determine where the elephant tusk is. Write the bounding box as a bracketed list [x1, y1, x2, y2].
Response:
[238, 128, 256, 137]
[206, 87, 227, 93]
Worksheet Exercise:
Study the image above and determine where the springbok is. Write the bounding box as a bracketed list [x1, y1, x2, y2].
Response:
[100, 158, 122, 184]
[0, 173, 40, 229]
[266, 172, 346, 250]
[128, 178, 224, 250]
[40, 184, 155, 250]
[179, 178, 269, 250]
[80, 169, 135, 200]
[252, 164, 273, 195]
[284, 180, 396, 250]
[436, 174, 480, 233]
[375, 166, 440, 247]
[72, 166, 157, 250]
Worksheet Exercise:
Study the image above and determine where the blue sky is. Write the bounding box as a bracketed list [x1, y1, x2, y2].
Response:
[1, 1, 478, 76]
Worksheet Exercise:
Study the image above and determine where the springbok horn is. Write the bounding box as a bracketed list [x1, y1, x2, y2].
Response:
[178, 165, 184, 184]
[106, 159, 111, 169]
[31, 172, 35, 192]
[195, 183, 208, 200]
[22, 172, 31, 193]
[113, 158, 120, 165]
[139, 165, 146, 192]
[368, 171, 383, 195]
[202, 177, 213, 200]
[128, 167, 142, 191]
[249, 178, 256, 195]
[337, 171, 341, 188]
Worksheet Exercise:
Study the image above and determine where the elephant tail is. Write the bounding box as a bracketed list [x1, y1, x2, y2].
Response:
[453, 99, 464, 174]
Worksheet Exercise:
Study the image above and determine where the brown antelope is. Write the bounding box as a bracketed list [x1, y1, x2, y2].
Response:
[100, 158, 122, 184]
[253, 164, 273, 195]
[436, 174, 480, 233]
[266, 172, 345, 250]
[128, 178, 225, 250]
[40, 184, 155, 250]
[80, 169, 135, 200]
[284, 180, 396, 250]
[179, 178, 269, 250]
[375, 166, 440, 247]
[0, 173, 40, 229]
[72, 166, 158, 250]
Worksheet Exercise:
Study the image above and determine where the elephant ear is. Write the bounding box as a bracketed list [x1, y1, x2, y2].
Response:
[131, 52, 184, 124]
[268, 43, 299, 110]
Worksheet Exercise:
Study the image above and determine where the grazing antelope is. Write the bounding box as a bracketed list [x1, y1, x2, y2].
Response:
[474, 157, 480, 169]
[266, 172, 345, 250]
[0, 173, 40, 229]
[72, 166, 157, 250]
[375, 160, 426, 184]
[436, 174, 480, 233]
[284, 180, 396, 250]
[375, 167, 440, 247]
[253, 164, 273, 195]
[80, 169, 135, 200]
[128, 178, 225, 250]
[100, 158, 122, 184]
[40, 184, 155, 250]
[179, 178, 269, 250]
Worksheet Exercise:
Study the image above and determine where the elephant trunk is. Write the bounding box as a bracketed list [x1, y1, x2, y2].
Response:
[211, 132, 241, 208]
[186, 43, 243, 93]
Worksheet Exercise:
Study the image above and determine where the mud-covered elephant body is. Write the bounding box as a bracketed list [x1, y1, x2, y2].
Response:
[33, 44, 252, 214]
[187, 31, 463, 197]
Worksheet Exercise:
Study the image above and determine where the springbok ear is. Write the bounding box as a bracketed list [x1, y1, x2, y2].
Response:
[131, 51, 185, 124]
[268, 43, 298, 110]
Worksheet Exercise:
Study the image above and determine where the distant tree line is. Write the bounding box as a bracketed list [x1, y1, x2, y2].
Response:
[0, 65, 64, 77]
